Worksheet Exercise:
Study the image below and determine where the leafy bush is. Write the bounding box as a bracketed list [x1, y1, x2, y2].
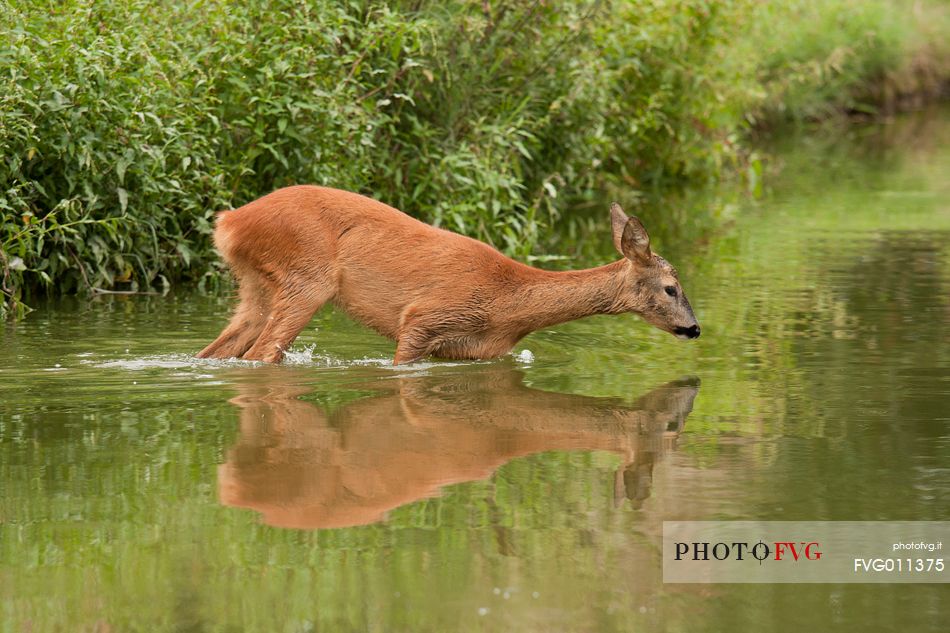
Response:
[1, 0, 947, 316]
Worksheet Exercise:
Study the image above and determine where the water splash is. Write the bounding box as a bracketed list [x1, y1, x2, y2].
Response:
[84, 345, 493, 373]
[514, 349, 535, 364]
[90, 354, 260, 371]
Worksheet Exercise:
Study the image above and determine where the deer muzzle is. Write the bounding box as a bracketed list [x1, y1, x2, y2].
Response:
[674, 324, 701, 339]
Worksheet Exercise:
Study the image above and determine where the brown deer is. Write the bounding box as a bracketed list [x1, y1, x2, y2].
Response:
[218, 367, 700, 529]
[198, 186, 700, 364]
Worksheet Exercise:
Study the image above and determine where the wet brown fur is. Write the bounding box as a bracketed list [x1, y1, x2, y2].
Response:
[197, 186, 700, 364]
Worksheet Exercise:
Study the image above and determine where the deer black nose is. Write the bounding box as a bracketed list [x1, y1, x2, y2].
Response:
[675, 325, 701, 339]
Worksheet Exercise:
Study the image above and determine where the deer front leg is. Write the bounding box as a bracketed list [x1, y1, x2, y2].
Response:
[393, 307, 441, 365]
[393, 338, 430, 366]
[393, 304, 490, 365]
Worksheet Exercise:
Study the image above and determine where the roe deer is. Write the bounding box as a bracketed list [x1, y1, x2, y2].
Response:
[198, 186, 700, 364]
[218, 367, 699, 529]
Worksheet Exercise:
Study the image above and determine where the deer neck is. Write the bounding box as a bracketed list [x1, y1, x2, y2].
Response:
[509, 259, 629, 332]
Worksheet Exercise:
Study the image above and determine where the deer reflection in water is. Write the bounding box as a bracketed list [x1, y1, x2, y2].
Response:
[218, 367, 699, 529]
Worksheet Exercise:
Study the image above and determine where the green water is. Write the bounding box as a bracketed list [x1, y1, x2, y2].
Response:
[2, 111, 949, 632]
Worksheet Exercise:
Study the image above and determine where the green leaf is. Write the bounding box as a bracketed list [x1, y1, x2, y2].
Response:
[116, 153, 132, 185]
[176, 242, 192, 266]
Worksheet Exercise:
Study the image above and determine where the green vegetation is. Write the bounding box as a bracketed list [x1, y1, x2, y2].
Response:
[2, 0, 948, 316]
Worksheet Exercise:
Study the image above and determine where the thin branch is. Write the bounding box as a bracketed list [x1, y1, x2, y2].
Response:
[357, 66, 411, 102]
[64, 242, 94, 293]
[0, 248, 11, 296]
[91, 288, 160, 296]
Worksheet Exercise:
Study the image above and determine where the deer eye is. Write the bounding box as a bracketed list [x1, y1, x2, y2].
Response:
[664, 286, 677, 297]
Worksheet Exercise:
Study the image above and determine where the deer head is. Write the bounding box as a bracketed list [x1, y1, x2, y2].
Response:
[610, 203, 701, 339]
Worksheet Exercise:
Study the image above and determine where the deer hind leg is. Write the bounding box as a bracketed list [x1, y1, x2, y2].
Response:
[241, 280, 334, 363]
[198, 269, 274, 360]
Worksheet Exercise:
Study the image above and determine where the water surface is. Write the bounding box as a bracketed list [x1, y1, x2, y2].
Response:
[2, 111, 949, 631]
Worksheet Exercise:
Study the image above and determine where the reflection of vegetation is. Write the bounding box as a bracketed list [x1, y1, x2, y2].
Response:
[779, 232, 950, 519]
[3, 0, 949, 316]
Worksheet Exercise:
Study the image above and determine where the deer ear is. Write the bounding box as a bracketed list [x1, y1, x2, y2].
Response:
[610, 203, 628, 254]
[610, 203, 651, 263]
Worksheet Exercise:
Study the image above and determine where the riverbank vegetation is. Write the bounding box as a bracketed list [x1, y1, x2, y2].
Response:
[2, 0, 949, 316]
